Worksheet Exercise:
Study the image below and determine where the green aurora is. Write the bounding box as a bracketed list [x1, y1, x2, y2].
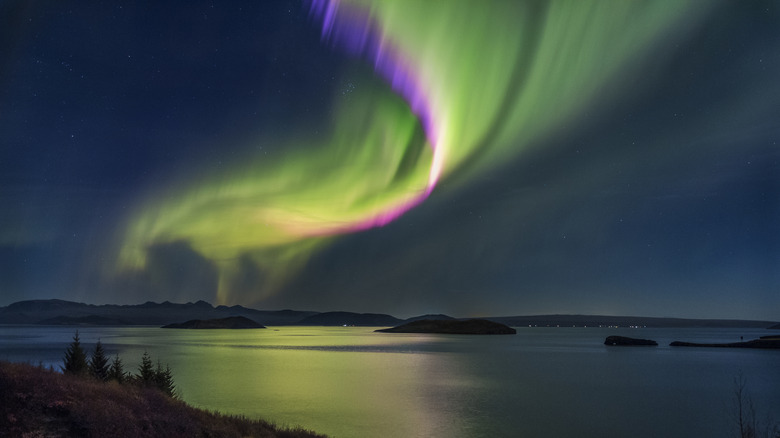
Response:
[116, 1, 713, 304]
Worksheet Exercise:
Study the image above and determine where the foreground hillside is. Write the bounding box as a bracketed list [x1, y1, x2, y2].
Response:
[0, 361, 325, 438]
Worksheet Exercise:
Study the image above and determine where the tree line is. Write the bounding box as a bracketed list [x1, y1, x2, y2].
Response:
[61, 331, 176, 398]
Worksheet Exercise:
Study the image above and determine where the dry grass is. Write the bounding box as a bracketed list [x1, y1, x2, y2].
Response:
[0, 361, 326, 438]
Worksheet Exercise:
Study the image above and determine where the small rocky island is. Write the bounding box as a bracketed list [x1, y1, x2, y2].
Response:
[604, 335, 658, 346]
[670, 336, 780, 349]
[162, 316, 265, 329]
[376, 319, 516, 335]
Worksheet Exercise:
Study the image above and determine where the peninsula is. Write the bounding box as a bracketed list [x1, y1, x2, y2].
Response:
[670, 336, 780, 349]
[376, 319, 516, 335]
[162, 316, 265, 329]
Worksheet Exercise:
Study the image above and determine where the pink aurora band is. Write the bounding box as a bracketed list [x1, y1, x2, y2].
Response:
[308, 0, 442, 233]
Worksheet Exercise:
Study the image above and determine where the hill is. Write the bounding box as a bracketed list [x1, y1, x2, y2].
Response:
[0, 361, 324, 438]
[297, 312, 403, 326]
[404, 314, 455, 322]
[162, 316, 265, 329]
[37, 315, 132, 325]
[376, 319, 516, 335]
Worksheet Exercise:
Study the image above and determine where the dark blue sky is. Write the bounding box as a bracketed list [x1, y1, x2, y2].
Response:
[1, 1, 778, 320]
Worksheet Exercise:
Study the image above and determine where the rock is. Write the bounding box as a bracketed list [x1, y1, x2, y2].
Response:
[375, 319, 516, 335]
[604, 335, 658, 346]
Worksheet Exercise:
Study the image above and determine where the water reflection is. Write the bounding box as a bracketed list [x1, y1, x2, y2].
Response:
[1, 326, 778, 438]
[163, 328, 480, 437]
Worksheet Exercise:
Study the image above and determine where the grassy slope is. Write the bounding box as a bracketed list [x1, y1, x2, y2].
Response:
[0, 361, 326, 438]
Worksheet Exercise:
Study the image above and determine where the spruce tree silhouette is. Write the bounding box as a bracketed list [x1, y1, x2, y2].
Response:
[108, 354, 126, 383]
[62, 331, 88, 375]
[89, 339, 110, 381]
[137, 351, 155, 385]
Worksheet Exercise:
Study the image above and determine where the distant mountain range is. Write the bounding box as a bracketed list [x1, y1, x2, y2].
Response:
[0, 299, 315, 326]
[0, 299, 777, 329]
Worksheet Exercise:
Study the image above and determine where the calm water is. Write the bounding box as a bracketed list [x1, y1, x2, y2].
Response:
[1, 325, 778, 438]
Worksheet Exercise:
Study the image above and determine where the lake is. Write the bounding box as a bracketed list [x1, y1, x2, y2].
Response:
[1, 325, 778, 437]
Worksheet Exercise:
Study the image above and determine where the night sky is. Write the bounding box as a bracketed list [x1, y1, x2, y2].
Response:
[1, 1, 778, 320]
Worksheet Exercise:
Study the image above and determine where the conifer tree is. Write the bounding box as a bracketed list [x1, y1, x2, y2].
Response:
[155, 359, 177, 398]
[62, 330, 88, 375]
[137, 351, 155, 385]
[89, 339, 110, 381]
[108, 354, 125, 383]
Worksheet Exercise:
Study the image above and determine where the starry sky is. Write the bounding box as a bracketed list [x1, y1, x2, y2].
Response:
[1, 1, 778, 320]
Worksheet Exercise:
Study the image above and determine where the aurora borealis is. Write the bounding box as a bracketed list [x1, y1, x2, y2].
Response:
[1, 1, 778, 319]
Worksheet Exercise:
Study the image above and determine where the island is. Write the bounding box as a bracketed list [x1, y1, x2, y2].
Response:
[604, 335, 658, 346]
[670, 336, 780, 349]
[375, 319, 516, 335]
[161, 316, 265, 329]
